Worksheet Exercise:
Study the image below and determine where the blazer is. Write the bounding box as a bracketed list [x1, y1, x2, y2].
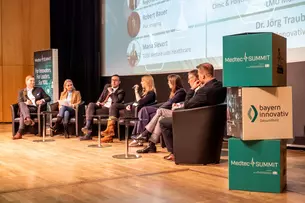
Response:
[18, 87, 51, 105]
[184, 78, 226, 109]
[98, 84, 125, 104]
[59, 90, 82, 109]
[160, 88, 186, 109]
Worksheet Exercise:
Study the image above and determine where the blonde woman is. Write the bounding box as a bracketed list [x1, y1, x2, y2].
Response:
[129, 74, 186, 147]
[100, 74, 157, 143]
[51, 79, 81, 135]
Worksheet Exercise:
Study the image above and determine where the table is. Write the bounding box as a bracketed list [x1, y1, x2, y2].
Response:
[87, 115, 111, 148]
[33, 111, 56, 143]
[113, 117, 141, 159]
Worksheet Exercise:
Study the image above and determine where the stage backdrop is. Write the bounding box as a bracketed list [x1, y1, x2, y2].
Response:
[34, 49, 59, 102]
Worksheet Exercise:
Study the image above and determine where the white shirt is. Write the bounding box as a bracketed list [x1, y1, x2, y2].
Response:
[104, 87, 119, 108]
[65, 91, 73, 105]
[194, 86, 201, 93]
[27, 88, 36, 106]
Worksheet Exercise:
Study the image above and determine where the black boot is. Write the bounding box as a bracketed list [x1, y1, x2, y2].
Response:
[136, 142, 157, 153]
[50, 116, 62, 132]
[63, 124, 69, 138]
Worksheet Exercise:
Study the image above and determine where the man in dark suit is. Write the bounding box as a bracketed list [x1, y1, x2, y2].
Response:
[160, 63, 226, 161]
[80, 74, 125, 140]
[13, 75, 51, 139]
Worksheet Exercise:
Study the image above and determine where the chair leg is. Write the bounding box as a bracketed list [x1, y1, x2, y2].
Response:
[50, 115, 53, 137]
[117, 121, 120, 140]
[75, 120, 79, 137]
[12, 122, 15, 137]
[38, 114, 41, 137]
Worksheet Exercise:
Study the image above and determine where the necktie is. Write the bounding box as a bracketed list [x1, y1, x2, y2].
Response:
[102, 88, 113, 103]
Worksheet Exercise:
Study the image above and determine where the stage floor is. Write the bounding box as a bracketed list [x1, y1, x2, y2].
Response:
[0, 124, 305, 203]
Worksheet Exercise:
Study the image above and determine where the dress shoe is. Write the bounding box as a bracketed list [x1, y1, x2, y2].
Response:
[129, 140, 143, 147]
[136, 144, 156, 153]
[131, 134, 139, 140]
[79, 135, 92, 141]
[24, 118, 35, 126]
[81, 127, 91, 135]
[13, 132, 22, 140]
[164, 154, 175, 161]
[164, 153, 172, 159]
[134, 133, 148, 141]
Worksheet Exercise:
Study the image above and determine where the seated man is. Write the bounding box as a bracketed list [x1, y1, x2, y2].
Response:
[160, 63, 227, 161]
[13, 75, 51, 140]
[80, 74, 125, 140]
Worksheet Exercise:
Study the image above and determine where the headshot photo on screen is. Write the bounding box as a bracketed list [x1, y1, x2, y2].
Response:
[127, 40, 141, 67]
[127, 12, 141, 38]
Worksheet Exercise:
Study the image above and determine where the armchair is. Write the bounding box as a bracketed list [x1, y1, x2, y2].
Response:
[172, 103, 227, 165]
[49, 101, 85, 136]
[10, 103, 46, 137]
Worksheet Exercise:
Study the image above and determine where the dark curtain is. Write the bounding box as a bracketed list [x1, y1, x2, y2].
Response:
[50, 0, 101, 103]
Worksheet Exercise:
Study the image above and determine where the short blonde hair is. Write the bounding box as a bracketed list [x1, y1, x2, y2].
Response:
[141, 75, 156, 96]
[25, 75, 34, 82]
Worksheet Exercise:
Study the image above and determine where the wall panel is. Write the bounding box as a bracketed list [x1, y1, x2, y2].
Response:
[0, 0, 50, 122]
[0, 66, 3, 121]
[29, 0, 50, 66]
[2, 0, 24, 66]
[2, 65, 25, 121]
[0, 0, 3, 121]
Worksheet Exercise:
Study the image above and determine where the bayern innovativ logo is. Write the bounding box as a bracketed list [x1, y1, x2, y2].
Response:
[248, 105, 258, 123]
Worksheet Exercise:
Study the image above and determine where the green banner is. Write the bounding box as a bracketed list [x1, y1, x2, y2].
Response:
[34, 49, 58, 103]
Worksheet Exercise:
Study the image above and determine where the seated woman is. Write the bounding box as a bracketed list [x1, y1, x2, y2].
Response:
[100, 74, 157, 143]
[51, 79, 81, 137]
[136, 69, 200, 153]
[129, 74, 186, 147]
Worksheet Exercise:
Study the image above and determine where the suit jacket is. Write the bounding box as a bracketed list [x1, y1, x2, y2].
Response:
[59, 90, 82, 109]
[98, 84, 125, 104]
[184, 79, 226, 109]
[18, 87, 51, 105]
[160, 88, 186, 109]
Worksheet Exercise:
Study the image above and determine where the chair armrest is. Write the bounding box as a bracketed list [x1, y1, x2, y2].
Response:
[50, 102, 59, 111]
[173, 104, 227, 145]
[133, 100, 158, 117]
[153, 102, 164, 108]
[75, 101, 85, 119]
[10, 103, 19, 120]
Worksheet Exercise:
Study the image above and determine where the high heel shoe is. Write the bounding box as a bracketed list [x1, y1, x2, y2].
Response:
[50, 124, 59, 133]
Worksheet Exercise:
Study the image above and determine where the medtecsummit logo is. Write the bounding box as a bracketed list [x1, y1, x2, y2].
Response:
[247, 105, 289, 123]
[248, 105, 258, 123]
[230, 157, 279, 168]
[224, 52, 271, 63]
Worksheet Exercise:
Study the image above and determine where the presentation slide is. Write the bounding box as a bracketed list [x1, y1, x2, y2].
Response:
[102, 0, 305, 76]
